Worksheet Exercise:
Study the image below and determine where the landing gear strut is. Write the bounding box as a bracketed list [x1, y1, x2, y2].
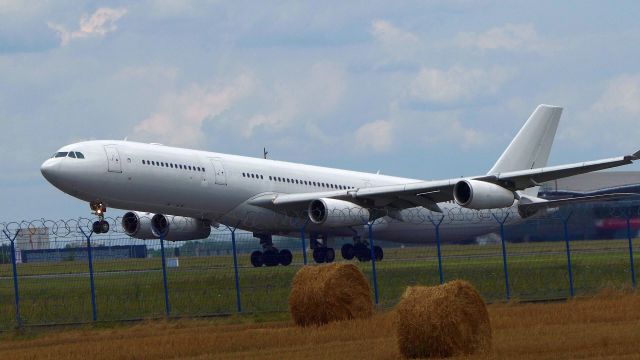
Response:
[90, 200, 109, 234]
[310, 234, 335, 264]
[341, 237, 383, 262]
[250, 234, 293, 267]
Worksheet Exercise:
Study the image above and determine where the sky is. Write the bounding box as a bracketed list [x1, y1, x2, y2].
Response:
[1, 0, 640, 221]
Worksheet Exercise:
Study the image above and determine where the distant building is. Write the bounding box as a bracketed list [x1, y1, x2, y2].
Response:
[16, 227, 50, 251]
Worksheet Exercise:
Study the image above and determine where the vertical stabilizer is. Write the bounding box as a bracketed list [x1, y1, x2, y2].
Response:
[488, 104, 563, 174]
[488, 104, 562, 196]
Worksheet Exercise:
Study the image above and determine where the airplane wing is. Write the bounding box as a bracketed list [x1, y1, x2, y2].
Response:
[248, 151, 640, 212]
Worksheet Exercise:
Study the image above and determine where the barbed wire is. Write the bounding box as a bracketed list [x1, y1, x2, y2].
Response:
[0, 200, 639, 241]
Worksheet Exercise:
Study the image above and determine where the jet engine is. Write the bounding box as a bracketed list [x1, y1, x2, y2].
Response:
[121, 211, 211, 241]
[150, 214, 211, 241]
[308, 198, 370, 227]
[453, 179, 515, 210]
[121, 211, 155, 239]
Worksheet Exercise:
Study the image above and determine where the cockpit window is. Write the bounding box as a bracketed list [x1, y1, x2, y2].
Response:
[75, 152, 85, 159]
[68, 152, 76, 158]
[54, 152, 68, 158]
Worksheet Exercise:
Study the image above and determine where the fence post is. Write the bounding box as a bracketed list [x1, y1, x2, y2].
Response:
[3, 229, 21, 328]
[300, 220, 309, 265]
[492, 212, 511, 301]
[78, 226, 97, 322]
[626, 211, 637, 289]
[225, 225, 242, 313]
[428, 215, 445, 284]
[561, 212, 575, 298]
[159, 235, 171, 317]
[367, 222, 379, 305]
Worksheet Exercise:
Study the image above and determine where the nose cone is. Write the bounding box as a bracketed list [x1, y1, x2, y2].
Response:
[41, 159, 63, 187]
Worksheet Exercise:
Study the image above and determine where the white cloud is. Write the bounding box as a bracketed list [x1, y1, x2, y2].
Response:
[48, 7, 127, 46]
[409, 65, 514, 103]
[355, 120, 393, 153]
[243, 62, 346, 138]
[371, 19, 419, 48]
[133, 74, 255, 146]
[564, 74, 640, 151]
[456, 23, 545, 52]
[592, 74, 640, 114]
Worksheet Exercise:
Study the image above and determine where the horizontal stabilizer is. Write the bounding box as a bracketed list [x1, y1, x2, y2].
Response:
[518, 193, 640, 218]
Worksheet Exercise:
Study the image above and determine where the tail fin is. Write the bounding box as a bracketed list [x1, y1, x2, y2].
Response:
[488, 104, 563, 174]
[488, 104, 563, 196]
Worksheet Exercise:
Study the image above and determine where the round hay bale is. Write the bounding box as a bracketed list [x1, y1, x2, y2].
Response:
[289, 263, 373, 327]
[396, 280, 492, 358]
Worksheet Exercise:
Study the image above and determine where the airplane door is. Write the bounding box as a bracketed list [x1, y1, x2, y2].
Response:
[104, 145, 122, 173]
[209, 158, 227, 185]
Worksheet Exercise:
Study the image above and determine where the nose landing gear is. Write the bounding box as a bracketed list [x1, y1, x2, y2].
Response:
[90, 200, 110, 234]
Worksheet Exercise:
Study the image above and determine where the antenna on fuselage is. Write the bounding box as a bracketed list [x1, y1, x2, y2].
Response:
[263, 147, 269, 159]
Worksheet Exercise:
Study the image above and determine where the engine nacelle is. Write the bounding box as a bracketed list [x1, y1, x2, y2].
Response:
[453, 179, 515, 210]
[122, 211, 155, 239]
[308, 198, 370, 227]
[150, 214, 211, 241]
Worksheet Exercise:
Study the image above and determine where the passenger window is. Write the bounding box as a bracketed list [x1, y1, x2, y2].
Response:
[142, 160, 146, 165]
[260, 175, 263, 179]
[55, 152, 68, 158]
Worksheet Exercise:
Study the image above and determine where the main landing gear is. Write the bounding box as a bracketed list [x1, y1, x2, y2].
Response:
[340, 237, 383, 262]
[310, 234, 335, 264]
[90, 200, 110, 234]
[250, 234, 293, 267]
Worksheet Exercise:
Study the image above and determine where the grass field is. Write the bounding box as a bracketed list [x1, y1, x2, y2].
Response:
[0, 238, 638, 329]
[1, 291, 639, 359]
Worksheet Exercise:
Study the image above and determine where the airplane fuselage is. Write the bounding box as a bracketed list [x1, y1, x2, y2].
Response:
[41, 140, 511, 243]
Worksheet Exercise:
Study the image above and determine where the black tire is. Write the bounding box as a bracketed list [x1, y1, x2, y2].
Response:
[100, 220, 110, 234]
[279, 249, 293, 266]
[325, 248, 335, 263]
[354, 243, 370, 262]
[312, 248, 326, 263]
[250, 250, 263, 267]
[341, 243, 355, 260]
[92, 221, 102, 234]
[263, 249, 279, 267]
[373, 246, 383, 261]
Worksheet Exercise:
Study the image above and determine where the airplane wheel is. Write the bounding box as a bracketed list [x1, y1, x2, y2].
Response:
[341, 243, 355, 260]
[250, 251, 263, 267]
[279, 249, 293, 266]
[312, 248, 326, 264]
[100, 220, 110, 234]
[325, 248, 335, 263]
[373, 246, 383, 261]
[92, 221, 102, 234]
[263, 249, 279, 267]
[354, 243, 370, 262]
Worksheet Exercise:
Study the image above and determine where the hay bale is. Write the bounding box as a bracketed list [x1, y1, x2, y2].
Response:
[396, 280, 492, 358]
[289, 263, 373, 327]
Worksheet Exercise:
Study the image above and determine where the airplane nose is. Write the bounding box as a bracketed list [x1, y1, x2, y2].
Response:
[41, 159, 62, 185]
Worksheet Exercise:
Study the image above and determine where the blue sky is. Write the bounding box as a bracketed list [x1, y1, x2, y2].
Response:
[2, 0, 640, 220]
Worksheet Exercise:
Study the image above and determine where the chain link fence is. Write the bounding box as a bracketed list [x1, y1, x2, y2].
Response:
[1, 201, 639, 329]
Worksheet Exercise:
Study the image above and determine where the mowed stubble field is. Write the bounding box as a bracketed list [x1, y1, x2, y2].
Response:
[1, 239, 638, 328]
[1, 291, 639, 359]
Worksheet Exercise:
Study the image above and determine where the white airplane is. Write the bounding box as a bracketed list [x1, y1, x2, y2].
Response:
[41, 105, 639, 267]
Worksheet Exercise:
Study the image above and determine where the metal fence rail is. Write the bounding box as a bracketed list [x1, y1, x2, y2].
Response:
[1, 202, 639, 329]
